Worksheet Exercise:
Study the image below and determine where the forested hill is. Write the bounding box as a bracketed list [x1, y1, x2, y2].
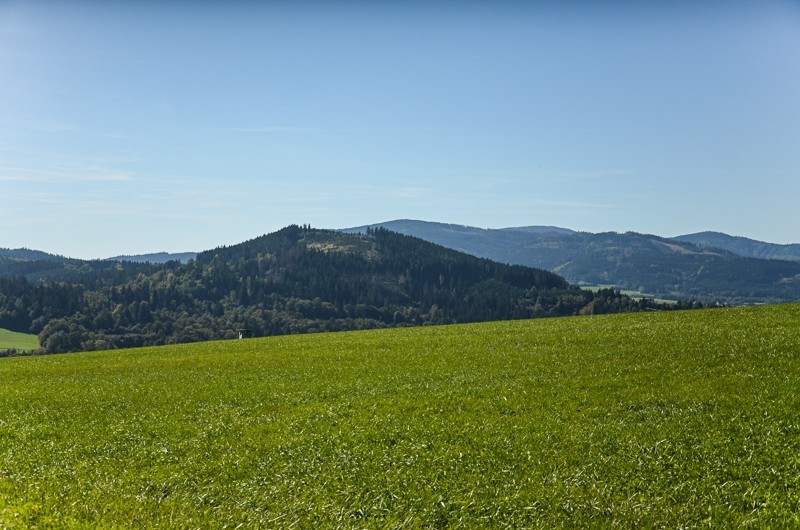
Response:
[0, 248, 67, 262]
[673, 232, 800, 263]
[345, 220, 800, 304]
[0, 226, 666, 354]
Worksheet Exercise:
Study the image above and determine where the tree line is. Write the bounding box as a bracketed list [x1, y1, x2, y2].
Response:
[0, 226, 682, 354]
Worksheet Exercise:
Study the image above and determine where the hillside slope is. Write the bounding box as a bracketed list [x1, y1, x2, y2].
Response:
[675, 231, 800, 262]
[107, 252, 197, 264]
[345, 220, 800, 304]
[0, 248, 68, 262]
[0, 226, 655, 353]
[1, 304, 799, 527]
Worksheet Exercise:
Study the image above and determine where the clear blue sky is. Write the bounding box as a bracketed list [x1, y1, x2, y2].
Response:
[2, 0, 799, 258]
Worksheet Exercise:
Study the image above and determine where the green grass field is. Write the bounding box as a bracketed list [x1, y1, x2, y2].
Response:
[1, 304, 799, 527]
[0, 328, 39, 352]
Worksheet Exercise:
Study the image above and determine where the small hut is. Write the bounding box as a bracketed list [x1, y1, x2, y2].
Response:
[236, 329, 252, 340]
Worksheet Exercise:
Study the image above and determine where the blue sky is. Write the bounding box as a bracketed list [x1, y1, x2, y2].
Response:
[1, 0, 799, 258]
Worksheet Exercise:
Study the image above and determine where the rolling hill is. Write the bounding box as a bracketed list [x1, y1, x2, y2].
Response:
[674, 231, 800, 262]
[1, 303, 798, 526]
[0, 327, 39, 353]
[0, 225, 656, 354]
[107, 251, 198, 264]
[344, 220, 800, 304]
[0, 248, 68, 262]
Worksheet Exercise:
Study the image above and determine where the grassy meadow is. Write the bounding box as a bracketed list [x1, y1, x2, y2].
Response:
[0, 328, 39, 352]
[1, 304, 799, 527]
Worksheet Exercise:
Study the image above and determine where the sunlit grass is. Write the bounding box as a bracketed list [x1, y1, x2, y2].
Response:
[0, 328, 39, 352]
[1, 304, 799, 527]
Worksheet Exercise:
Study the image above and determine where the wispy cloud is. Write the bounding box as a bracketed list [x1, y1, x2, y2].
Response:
[527, 198, 615, 209]
[325, 185, 434, 200]
[387, 187, 433, 199]
[25, 121, 80, 133]
[210, 126, 323, 134]
[0, 165, 134, 183]
[539, 169, 639, 181]
[17, 120, 135, 140]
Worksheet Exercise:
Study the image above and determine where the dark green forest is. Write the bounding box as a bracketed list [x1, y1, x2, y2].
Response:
[0, 226, 675, 354]
[347, 220, 800, 304]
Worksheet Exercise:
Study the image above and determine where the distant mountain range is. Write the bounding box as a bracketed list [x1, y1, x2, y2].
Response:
[0, 226, 654, 354]
[672, 232, 800, 262]
[0, 248, 196, 265]
[3, 220, 798, 311]
[108, 252, 197, 264]
[0, 248, 68, 262]
[343, 220, 800, 304]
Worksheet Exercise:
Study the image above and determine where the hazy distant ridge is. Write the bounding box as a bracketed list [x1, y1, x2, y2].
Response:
[108, 252, 197, 264]
[674, 232, 800, 263]
[343, 220, 800, 304]
[1, 225, 656, 354]
[0, 248, 68, 262]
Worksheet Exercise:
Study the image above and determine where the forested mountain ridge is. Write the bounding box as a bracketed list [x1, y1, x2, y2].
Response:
[0, 248, 69, 262]
[107, 252, 197, 264]
[674, 232, 800, 263]
[0, 226, 661, 354]
[344, 221, 800, 304]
